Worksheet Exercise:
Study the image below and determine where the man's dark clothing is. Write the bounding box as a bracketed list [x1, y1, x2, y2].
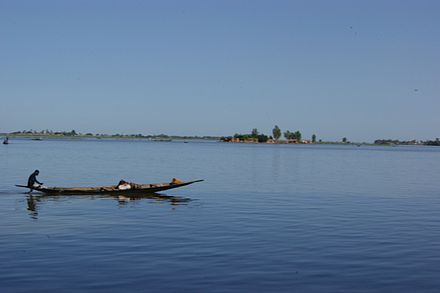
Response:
[28, 173, 42, 187]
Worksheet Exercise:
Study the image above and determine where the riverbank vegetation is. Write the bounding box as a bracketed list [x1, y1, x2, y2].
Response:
[220, 126, 440, 146]
[374, 138, 440, 146]
[1, 130, 220, 141]
[221, 126, 317, 144]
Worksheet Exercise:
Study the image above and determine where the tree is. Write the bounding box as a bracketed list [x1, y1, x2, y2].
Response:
[272, 125, 281, 141]
[251, 128, 259, 139]
[283, 130, 302, 142]
[294, 131, 302, 142]
[312, 134, 316, 143]
[257, 134, 269, 143]
[284, 130, 295, 139]
[342, 137, 347, 143]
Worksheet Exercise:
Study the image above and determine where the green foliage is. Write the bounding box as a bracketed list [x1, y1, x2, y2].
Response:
[232, 129, 269, 143]
[284, 130, 302, 142]
[272, 125, 281, 141]
[257, 134, 269, 143]
[312, 134, 316, 143]
[425, 139, 440, 146]
[374, 139, 438, 146]
[251, 128, 259, 139]
[234, 133, 252, 140]
[342, 137, 347, 143]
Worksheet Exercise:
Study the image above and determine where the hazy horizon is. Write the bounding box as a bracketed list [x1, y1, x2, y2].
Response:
[1, 0, 439, 142]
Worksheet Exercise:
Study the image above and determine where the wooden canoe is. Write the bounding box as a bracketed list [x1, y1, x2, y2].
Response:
[16, 179, 203, 195]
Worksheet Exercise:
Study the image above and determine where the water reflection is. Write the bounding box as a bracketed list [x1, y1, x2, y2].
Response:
[26, 192, 192, 219]
[26, 195, 39, 219]
[114, 193, 192, 206]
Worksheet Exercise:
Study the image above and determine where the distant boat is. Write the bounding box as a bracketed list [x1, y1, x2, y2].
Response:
[2, 137, 9, 144]
[32, 137, 43, 141]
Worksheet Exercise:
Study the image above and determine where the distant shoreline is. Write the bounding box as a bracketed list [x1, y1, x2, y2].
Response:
[3, 134, 440, 147]
[0, 133, 221, 141]
[1, 132, 439, 146]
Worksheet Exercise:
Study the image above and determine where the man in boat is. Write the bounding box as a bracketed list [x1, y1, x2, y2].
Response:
[27, 170, 43, 192]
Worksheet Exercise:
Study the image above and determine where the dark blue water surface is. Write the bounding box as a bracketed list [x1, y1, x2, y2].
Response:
[1, 139, 439, 292]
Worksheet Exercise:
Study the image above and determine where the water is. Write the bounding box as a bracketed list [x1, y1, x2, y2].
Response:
[1, 139, 439, 292]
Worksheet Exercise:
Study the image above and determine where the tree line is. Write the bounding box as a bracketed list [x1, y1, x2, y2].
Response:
[374, 138, 440, 146]
[221, 126, 319, 143]
[5, 130, 220, 140]
[10, 129, 79, 136]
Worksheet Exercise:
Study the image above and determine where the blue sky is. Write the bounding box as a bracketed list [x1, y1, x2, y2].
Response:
[1, 0, 439, 142]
